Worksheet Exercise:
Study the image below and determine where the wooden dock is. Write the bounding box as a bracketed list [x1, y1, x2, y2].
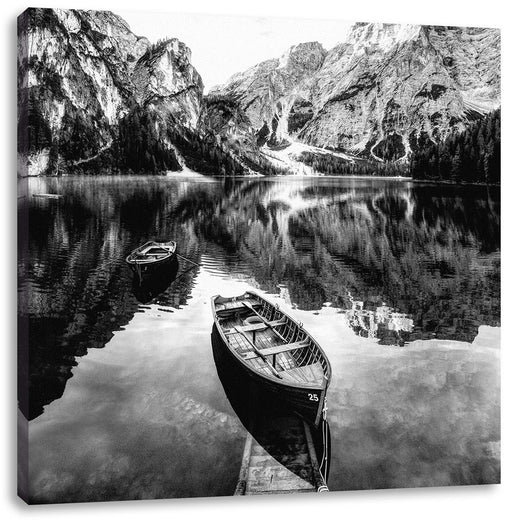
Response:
[234, 416, 328, 495]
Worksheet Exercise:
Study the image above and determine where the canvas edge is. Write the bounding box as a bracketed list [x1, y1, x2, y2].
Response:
[17, 7, 31, 505]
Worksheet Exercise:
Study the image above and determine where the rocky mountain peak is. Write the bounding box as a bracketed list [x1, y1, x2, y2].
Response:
[18, 9, 500, 177]
[209, 40, 327, 147]
[132, 37, 203, 128]
[277, 41, 326, 71]
[347, 22, 424, 52]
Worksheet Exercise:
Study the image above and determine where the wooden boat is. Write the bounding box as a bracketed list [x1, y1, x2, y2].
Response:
[126, 241, 177, 274]
[211, 291, 331, 427]
[211, 331, 331, 494]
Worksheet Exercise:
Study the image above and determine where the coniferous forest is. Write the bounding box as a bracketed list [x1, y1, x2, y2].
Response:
[409, 109, 500, 184]
[296, 151, 410, 177]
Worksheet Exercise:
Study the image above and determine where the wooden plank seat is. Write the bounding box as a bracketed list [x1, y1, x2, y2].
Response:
[216, 298, 261, 312]
[242, 341, 309, 361]
[223, 319, 286, 335]
[277, 362, 325, 385]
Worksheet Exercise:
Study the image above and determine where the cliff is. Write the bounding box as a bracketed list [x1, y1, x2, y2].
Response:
[17, 8, 203, 176]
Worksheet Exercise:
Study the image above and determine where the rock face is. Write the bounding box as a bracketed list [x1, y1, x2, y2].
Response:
[213, 22, 501, 161]
[212, 42, 326, 146]
[17, 8, 203, 176]
[132, 38, 203, 129]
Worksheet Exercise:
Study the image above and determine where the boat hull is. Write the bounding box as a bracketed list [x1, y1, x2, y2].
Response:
[131, 257, 179, 303]
[211, 324, 326, 427]
[126, 252, 176, 274]
[212, 330, 331, 489]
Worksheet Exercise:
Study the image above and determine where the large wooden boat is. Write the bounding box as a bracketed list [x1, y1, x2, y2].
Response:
[211, 291, 331, 427]
[211, 330, 331, 494]
[126, 241, 177, 274]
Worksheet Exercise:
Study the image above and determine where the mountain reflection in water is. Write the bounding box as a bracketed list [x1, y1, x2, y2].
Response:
[345, 292, 414, 347]
[19, 175, 500, 424]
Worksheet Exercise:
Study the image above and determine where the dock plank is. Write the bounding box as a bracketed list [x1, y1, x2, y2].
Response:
[234, 416, 328, 496]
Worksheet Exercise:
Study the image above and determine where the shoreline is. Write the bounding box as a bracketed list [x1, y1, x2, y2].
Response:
[410, 177, 501, 188]
[19, 172, 500, 188]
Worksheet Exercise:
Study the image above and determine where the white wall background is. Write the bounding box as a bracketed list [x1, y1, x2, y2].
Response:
[2, 0, 509, 521]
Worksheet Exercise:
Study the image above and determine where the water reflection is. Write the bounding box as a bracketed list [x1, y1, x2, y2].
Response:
[345, 292, 414, 346]
[19, 176, 500, 421]
[174, 178, 499, 344]
[131, 258, 180, 304]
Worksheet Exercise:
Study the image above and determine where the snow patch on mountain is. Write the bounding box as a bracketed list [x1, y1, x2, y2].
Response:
[261, 140, 355, 175]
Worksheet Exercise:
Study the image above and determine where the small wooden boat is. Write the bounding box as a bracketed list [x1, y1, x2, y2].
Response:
[126, 241, 177, 274]
[211, 291, 331, 427]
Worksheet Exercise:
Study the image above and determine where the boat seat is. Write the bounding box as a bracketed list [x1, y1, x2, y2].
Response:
[223, 320, 286, 335]
[216, 298, 260, 312]
[277, 362, 325, 385]
[242, 340, 309, 360]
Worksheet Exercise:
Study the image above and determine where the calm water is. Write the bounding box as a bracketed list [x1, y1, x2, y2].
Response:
[19, 175, 500, 502]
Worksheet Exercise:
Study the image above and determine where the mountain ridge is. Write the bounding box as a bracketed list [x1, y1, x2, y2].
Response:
[212, 21, 500, 165]
[18, 9, 500, 177]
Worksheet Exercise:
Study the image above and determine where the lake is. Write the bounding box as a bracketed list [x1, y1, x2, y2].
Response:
[18, 174, 500, 502]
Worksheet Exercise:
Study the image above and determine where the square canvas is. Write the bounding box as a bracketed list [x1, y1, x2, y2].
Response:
[17, 7, 500, 504]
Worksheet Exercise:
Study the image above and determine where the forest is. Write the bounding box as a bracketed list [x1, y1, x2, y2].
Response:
[409, 109, 500, 184]
[296, 151, 409, 177]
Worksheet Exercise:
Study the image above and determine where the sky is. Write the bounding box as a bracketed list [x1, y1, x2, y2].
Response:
[118, 10, 353, 92]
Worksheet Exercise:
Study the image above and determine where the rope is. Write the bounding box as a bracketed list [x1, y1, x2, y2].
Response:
[318, 399, 330, 489]
[176, 253, 200, 267]
[170, 264, 196, 283]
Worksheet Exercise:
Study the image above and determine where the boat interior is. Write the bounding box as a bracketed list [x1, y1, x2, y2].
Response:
[215, 294, 329, 386]
[130, 242, 175, 261]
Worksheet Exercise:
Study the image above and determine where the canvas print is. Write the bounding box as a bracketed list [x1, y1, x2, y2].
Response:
[17, 7, 500, 503]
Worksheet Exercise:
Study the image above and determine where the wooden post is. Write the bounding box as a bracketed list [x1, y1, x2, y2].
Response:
[234, 433, 253, 495]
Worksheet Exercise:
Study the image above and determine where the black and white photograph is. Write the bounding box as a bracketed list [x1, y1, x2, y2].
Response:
[16, 1, 501, 508]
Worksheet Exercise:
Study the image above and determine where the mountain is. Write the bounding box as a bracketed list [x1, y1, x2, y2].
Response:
[18, 10, 500, 177]
[212, 22, 500, 166]
[211, 42, 327, 146]
[18, 8, 286, 177]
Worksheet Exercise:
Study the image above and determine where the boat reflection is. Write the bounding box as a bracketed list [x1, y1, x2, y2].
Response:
[211, 327, 330, 493]
[131, 257, 180, 304]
